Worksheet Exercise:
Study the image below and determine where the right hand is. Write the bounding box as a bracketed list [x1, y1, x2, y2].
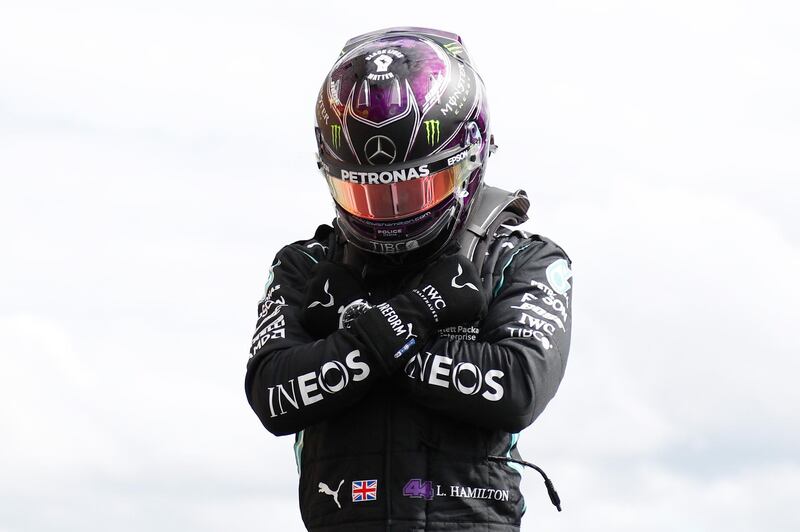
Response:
[347, 254, 486, 375]
[411, 254, 487, 328]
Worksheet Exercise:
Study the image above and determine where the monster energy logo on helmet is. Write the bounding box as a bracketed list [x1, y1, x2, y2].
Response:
[331, 124, 342, 149]
[424, 120, 440, 146]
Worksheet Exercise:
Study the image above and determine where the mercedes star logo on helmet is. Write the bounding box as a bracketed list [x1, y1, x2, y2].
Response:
[364, 135, 397, 165]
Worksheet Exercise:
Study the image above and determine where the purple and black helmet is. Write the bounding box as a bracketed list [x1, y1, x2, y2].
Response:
[314, 27, 493, 256]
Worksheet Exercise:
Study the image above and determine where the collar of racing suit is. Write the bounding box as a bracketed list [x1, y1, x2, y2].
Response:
[328, 183, 531, 298]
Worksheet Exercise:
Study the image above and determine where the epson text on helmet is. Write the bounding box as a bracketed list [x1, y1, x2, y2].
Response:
[340, 165, 430, 185]
[447, 149, 469, 167]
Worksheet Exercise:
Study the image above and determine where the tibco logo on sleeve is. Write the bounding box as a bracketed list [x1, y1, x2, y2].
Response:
[506, 276, 570, 350]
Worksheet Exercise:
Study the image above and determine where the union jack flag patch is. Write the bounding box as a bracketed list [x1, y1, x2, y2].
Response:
[352, 479, 377, 502]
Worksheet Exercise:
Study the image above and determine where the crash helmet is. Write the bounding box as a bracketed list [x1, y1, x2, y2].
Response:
[314, 27, 494, 257]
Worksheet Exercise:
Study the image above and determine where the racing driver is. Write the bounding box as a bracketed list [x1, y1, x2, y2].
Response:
[245, 26, 573, 531]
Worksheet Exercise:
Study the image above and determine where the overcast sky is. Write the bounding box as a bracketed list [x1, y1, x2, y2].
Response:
[1, 1, 798, 531]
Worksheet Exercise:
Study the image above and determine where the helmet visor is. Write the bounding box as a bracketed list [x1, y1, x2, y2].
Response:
[322, 146, 476, 221]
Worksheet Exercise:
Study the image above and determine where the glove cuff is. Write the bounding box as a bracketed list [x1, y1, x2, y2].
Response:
[350, 293, 437, 375]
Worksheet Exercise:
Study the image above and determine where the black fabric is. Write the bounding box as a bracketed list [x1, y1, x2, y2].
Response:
[411, 253, 487, 327]
[301, 261, 368, 338]
[245, 223, 573, 531]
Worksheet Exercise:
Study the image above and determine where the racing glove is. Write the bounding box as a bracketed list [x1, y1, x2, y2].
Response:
[350, 254, 487, 374]
[301, 261, 368, 338]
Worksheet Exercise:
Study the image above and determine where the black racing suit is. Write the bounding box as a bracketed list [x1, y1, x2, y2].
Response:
[245, 223, 573, 531]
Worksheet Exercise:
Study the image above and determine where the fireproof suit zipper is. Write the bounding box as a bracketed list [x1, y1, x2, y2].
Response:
[361, 256, 425, 532]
